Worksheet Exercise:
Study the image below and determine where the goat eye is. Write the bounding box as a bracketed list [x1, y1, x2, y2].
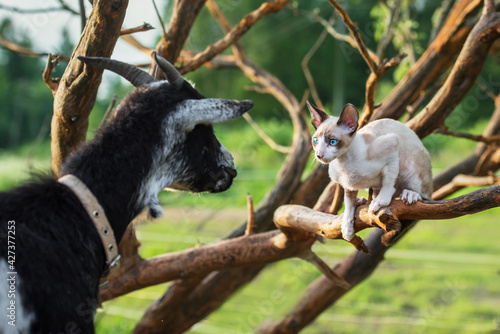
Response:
[329, 139, 338, 146]
[312, 137, 318, 145]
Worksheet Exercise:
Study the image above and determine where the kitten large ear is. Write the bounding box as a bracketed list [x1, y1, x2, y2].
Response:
[307, 101, 329, 129]
[338, 103, 359, 134]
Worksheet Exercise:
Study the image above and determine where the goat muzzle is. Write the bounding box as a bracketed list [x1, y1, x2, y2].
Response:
[210, 166, 237, 193]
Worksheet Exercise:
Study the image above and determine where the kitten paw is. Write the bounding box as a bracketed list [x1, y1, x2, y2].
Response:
[401, 189, 422, 205]
[356, 197, 368, 206]
[368, 200, 381, 214]
[341, 218, 355, 241]
[368, 197, 391, 214]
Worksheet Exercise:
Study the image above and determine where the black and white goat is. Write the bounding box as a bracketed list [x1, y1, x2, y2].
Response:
[0, 53, 253, 333]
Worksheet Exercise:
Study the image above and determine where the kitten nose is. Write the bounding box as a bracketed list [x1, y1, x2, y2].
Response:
[316, 153, 324, 160]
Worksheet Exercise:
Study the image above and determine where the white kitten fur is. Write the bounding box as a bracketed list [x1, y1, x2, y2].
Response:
[309, 102, 432, 241]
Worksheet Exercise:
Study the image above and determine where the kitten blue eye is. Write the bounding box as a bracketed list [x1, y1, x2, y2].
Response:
[329, 139, 338, 146]
[312, 137, 319, 145]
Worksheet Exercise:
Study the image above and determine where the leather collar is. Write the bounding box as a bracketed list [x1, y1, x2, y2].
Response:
[58, 174, 120, 273]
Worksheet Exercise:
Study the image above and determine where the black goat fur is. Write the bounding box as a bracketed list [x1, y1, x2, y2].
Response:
[0, 77, 251, 333]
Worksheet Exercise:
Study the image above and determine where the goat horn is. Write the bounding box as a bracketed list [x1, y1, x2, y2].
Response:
[152, 51, 184, 89]
[78, 56, 157, 87]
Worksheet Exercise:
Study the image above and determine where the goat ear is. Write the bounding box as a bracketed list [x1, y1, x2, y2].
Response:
[175, 98, 254, 131]
[307, 101, 329, 129]
[338, 103, 359, 134]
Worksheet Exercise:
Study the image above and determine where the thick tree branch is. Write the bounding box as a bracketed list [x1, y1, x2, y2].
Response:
[371, 0, 483, 122]
[259, 185, 500, 333]
[275, 185, 500, 240]
[101, 185, 500, 303]
[407, 1, 500, 138]
[101, 230, 315, 301]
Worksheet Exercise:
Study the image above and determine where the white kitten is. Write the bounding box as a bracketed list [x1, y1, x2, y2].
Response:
[308, 102, 432, 241]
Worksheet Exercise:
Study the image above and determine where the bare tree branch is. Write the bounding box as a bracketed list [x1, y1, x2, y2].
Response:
[79, 0, 86, 32]
[120, 23, 154, 36]
[42, 54, 60, 95]
[245, 193, 256, 236]
[433, 99, 500, 191]
[359, 52, 407, 128]
[433, 174, 500, 200]
[301, 15, 332, 111]
[242, 113, 291, 154]
[151, 0, 166, 37]
[120, 34, 152, 55]
[376, 0, 402, 61]
[0, 2, 79, 15]
[299, 10, 380, 65]
[327, 0, 378, 74]
[275, 185, 500, 241]
[320, 0, 405, 129]
[434, 125, 500, 144]
[179, 0, 292, 75]
[0, 33, 49, 58]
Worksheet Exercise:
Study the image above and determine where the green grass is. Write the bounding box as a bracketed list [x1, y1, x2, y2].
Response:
[0, 147, 51, 190]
